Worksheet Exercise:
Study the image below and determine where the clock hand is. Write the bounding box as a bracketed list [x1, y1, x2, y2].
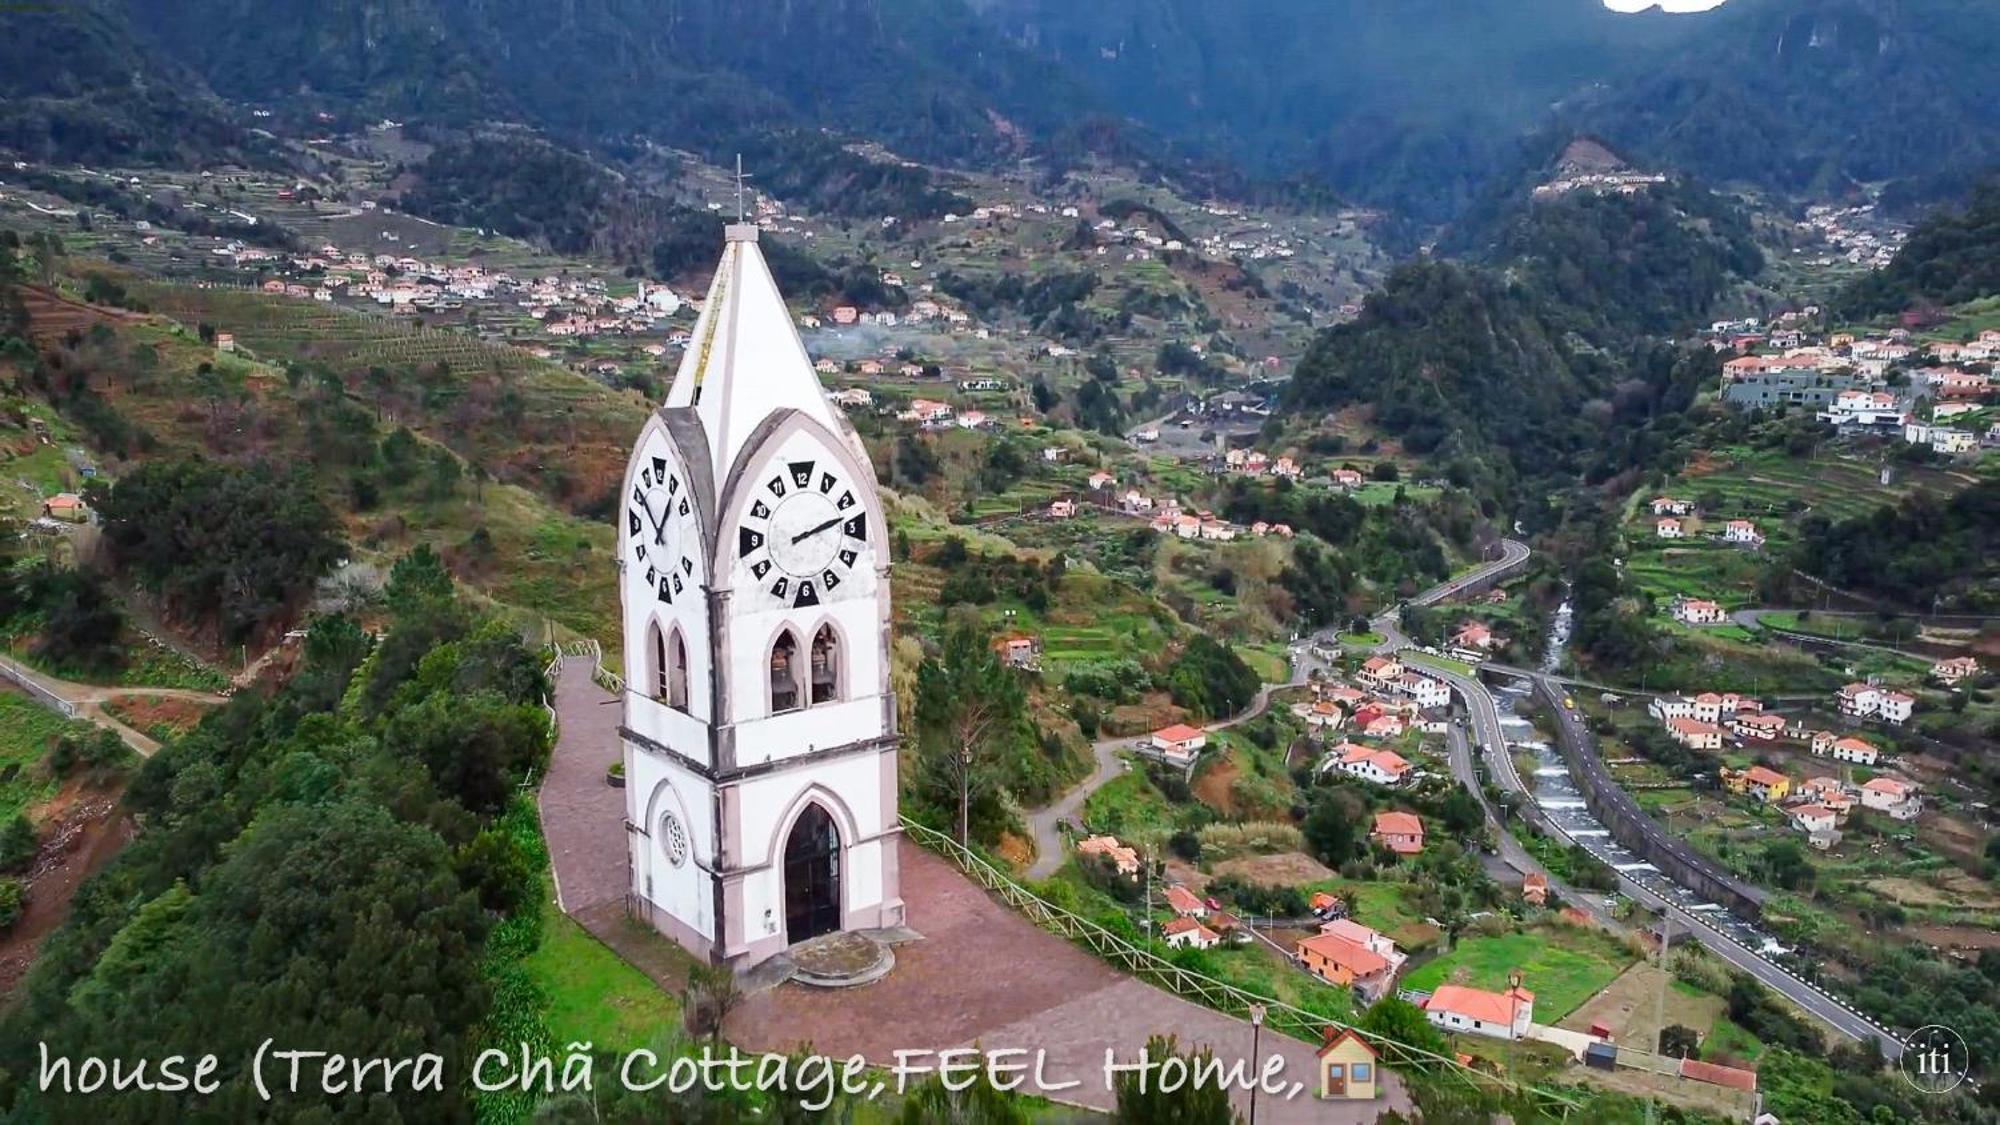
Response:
[640, 494, 667, 545]
[790, 515, 844, 545]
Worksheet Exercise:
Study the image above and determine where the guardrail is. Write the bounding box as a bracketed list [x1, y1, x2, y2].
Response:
[899, 816, 1580, 1117]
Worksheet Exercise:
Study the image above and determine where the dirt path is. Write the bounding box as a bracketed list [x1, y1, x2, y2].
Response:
[0, 651, 227, 758]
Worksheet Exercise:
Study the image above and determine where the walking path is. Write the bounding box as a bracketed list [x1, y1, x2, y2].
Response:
[542, 658, 1410, 1122]
[0, 650, 227, 757]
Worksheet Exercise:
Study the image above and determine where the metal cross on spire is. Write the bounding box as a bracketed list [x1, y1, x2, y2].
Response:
[734, 154, 749, 222]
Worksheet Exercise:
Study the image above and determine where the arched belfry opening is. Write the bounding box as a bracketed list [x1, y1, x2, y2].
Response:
[810, 624, 841, 706]
[769, 630, 803, 714]
[667, 628, 690, 712]
[783, 802, 841, 945]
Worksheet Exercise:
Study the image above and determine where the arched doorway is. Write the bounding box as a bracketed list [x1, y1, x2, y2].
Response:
[783, 803, 841, 945]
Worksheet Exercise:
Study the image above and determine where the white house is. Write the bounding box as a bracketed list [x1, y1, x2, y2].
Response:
[1829, 737, 1879, 766]
[1651, 497, 1693, 516]
[1859, 777, 1920, 819]
[1666, 718, 1724, 751]
[1656, 517, 1685, 539]
[1730, 713, 1786, 742]
[1724, 520, 1764, 546]
[1421, 983, 1535, 1042]
[1931, 657, 1981, 686]
[1674, 599, 1728, 625]
[1150, 724, 1208, 764]
[1326, 742, 1413, 787]
[1396, 672, 1451, 710]
[1162, 917, 1220, 949]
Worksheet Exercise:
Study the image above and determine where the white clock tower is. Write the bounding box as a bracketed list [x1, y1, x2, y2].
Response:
[616, 223, 902, 970]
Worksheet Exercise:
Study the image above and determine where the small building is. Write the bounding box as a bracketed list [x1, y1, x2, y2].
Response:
[1860, 777, 1921, 819]
[1931, 656, 1981, 686]
[991, 633, 1042, 671]
[1164, 884, 1206, 918]
[1723, 519, 1764, 546]
[1651, 497, 1693, 516]
[1521, 872, 1549, 907]
[1674, 599, 1728, 626]
[1150, 724, 1208, 765]
[1666, 717, 1724, 752]
[1309, 891, 1347, 921]
[41, 493, 89, 523]
[1371, 811, 1425, 857]
[1327, 742, 1413, 787]
[1740, 766, 1791, 804]
[1656, 517, 1684, 539]
[215, 332, 237, 353]
[1357, 656, 1403, 690]
[1450, 621, 1497, 651]
[1731, 713, 1786, 742]
[1076, 834, 1139, 878]
[1087, 470, 1116, 491]
[1048, 499, 1077, 519]
[1314, 1029, 1380, 1101]
[1584, 1042, 1617, 1071]
[1829, 736, 1878, 766]
[1421, 982, 1535, 1041]
[1162, 916, 1219, 949]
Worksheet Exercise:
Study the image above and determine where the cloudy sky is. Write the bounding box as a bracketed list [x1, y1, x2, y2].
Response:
[1603, 0, 1730, 11]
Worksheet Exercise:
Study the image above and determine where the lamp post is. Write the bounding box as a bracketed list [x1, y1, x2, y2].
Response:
[1247, 1003, 1266, 1125]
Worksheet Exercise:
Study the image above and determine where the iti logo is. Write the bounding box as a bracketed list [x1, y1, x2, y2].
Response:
[1898, 1025, 1969, 1095]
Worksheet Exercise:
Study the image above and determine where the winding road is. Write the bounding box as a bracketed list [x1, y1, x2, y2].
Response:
[0, 651, 227, 757]
[1022, 538, 1534, 879]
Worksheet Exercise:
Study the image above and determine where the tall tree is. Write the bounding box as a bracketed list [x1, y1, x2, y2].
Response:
[913, 626, 1033, 847]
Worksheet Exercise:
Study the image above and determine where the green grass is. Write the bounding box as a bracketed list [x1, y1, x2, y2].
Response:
[1403, 650, 1476, 677]
[1337, 632, 1385, 647]
[1081, 764, 1179, 837]
[520, 897, 683, 1050]
[0, 692, 71, 820]
[1403, 928, 1636, 1023]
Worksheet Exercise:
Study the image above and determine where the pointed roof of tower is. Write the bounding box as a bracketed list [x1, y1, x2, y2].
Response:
[664, 224, 839, 479]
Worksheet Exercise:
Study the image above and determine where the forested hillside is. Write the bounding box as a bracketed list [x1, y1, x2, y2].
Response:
[1466, 179, 1765, 339]
[1838, 177, 2000, 319]
[0, 559, 553, 1121]
[1789, 479, 2000, 613]
[1282, 260, 1713, 516]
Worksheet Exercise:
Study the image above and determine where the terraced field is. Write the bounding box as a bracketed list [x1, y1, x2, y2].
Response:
[1671, 448, 1977, 525]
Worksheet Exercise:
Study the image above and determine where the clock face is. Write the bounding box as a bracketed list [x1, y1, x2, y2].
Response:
[626, 452, 698, 606]
[736, 456, 869, 608]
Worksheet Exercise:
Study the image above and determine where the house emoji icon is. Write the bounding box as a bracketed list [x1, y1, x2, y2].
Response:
[1315, 1027, 1380, 1100]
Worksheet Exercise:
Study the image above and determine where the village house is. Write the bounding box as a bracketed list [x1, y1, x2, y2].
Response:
[1164, 884, 1206, 918]
[1150, 724, 1208, 766]
[1273, 456, 1301, 479]
[1292, 698, 1346, 731]
[1521, 872, 1549, 907]
[1797, 777, 1856, 818]
[1651, 497, 1693, 516]
[1421, 982, 1536, 1041]
[1666, 717, 1724, 752]
[1162, 917, 1220, 950]
[215, 331, 236, 353]
[40, 493, 89, 523]
[1395, 672, 1452, 710]
[898, 398, 954, 425]
[991, 633, 1042, 671]
[1372, 811, 1425, 856]
[1724, 520, 1764, 546]
[1738, 766, 1791, 804]
[1788, 804, 1841, 849]
[1656, 517, 1685, 539]
[1450, 621, 1499, 652]
[814, 357, 840, 374]
[1331, 468, 1365, 490]
[1931, 656, 1981, 686]
[1041, 447, 1067, 464]
[1829, 736, 1879, 766]
[1120, 489, 1154, 513]
[1309, 892, 1347, 921]
[1048, 499, 1077, 519]
[1674, 599, 1728, 626]
[1075, 834, 1139, 878]
[828, 387, 873, 408]
[955, 409, 990, 430]
[1296, 919, 1405, 1003]
[1357, 655, 1404, 691]
[1087, 470, 1116, 491]
[1730, 713, 1787, 743]
[1314, 1029, 1380, 1102]
[1327, 742, 1413, 787]
[1859, 777, 1921, 820]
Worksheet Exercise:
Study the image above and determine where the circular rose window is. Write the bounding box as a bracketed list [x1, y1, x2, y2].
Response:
[661, 811, 690, 868]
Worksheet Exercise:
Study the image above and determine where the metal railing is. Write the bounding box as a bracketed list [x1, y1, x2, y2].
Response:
[899, 817, 1579, 1117]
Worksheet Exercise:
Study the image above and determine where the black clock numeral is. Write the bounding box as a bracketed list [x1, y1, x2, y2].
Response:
[821, 569, 841, 591]
[843, 514, 867, 541]
[751, 560, 772, 580]
[767, 476, 787, 497]
[837, 490, 855, 511]
[750, 499, 771, 520]
[628, 509, 643, 537]
[641, 466, 653, 488]
[635, 543, 647, 560]
[794, 580, 820, 607]
[678, 496, 690, 517]
[667, 473, 679, 495]
[680, 556, 694, 575]
[771, 577, 790, 600]
[739, 527, 765, 555]
[656, 574, 673, 603]
[671, 572, 683, 595]
[632, 484, 647, 507]
[838, 548, 858, 569]
[651, 455, 667, 480]
[819, 472, 837, 494]
[789, 460, 815, 489]
[645, 565, 657, 586]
